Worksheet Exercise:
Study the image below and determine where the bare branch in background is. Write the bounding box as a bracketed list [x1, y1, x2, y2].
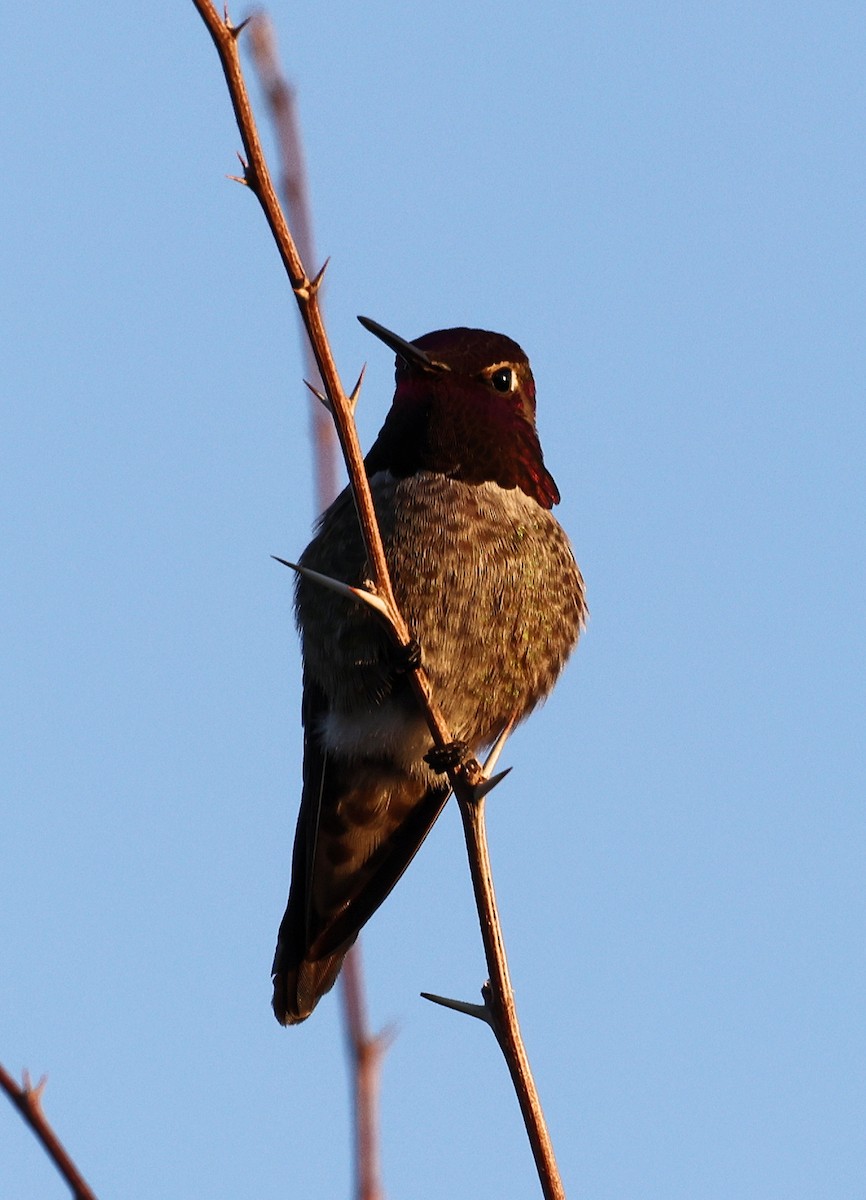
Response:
[248, 16, 389, 1199]
[191, 4, 567, 1195]
[341, 944, 392, 1200]
[0, 1064, 98, 1200]
[247, 12, 338, 513]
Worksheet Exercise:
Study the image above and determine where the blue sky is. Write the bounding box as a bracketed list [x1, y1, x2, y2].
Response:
[3, 2, 864, 1197]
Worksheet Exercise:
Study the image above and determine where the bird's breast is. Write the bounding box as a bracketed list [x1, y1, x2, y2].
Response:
[297, 471, 586, 754]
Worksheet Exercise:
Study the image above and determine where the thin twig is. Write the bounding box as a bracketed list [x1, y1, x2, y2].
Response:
[247, 19, 388, 1198]
[0, 1064, 98, 1200]
[456, 797, 564, 1198]
[190, 6, 566, 1196]
[247, 12, 337, 514]
[341, 945, 392, 1200]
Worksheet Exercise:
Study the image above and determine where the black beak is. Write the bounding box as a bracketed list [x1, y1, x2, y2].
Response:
[357, 315, 448, 372]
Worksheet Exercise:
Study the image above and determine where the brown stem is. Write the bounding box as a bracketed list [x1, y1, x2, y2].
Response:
[456, 798, 565, 1200]
[247, 17, 388, 1199]
[341, 946, 389, 1200]
[0, 1064, 98, 1200]
[247, 12, 337, 514]
[190, 5, 566, 1195]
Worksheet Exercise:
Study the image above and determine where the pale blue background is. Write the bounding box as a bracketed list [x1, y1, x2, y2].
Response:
[3, 3, 864, 1198]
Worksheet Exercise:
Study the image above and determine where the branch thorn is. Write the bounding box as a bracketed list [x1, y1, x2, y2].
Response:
[303, 378, 331, 410]
[271, 557, 392, 620]
[227, 151, 250, 186]
[29, 1075, 48, 1109]
[349, 363, 367, 413]
[472, 767, 512, 801]
[309, 256, 330, 295]
[482, 714, 517, 777]
[420, 991, 494, 1026]
[230, 13, 253, 38]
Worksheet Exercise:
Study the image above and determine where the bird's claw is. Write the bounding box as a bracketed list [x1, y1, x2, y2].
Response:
[392, 637, 423, 674]
[424, 739, 471, 774]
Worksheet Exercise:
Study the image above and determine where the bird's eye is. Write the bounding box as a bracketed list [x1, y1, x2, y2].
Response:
[490, 367, 514, 393]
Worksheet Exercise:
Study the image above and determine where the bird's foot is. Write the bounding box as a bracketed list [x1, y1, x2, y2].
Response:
[391, 636, 423, 674]
[424, 739, 471, 774]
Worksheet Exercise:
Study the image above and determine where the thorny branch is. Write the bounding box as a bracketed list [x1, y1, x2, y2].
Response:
[247, 17, 389, 1200]
[0, 1064, 98, 1200]
[191, 4, 566, 1197]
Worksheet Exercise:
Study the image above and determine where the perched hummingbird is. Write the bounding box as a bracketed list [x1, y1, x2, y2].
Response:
[272, 317, 587, 1025]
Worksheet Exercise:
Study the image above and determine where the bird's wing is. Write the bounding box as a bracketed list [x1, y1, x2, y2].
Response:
[272, 671, 450, 1023]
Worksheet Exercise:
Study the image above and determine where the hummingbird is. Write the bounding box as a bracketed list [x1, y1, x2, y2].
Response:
[272, 316, 587, 1025]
